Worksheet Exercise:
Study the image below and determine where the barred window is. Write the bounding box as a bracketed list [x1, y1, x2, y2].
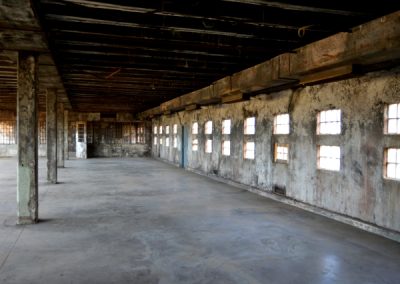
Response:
[0, 121, 16, 144]
[39, 120, 46, 144]
[317, 109, 341, 135]
[385, 103, 400, 134]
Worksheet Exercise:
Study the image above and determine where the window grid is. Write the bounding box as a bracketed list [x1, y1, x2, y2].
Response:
[244, 117, 255, 135]
[244, 141, 255, 160]
[385, 148, 400, 180]
[39, 120, 46, 144]
[317, 109, 341, 135]
[0, 121, 16, 145]
[154, 126, 157, 134]
[154, 137, 158, 145]
[318, 145, 340, 171]
[274, 114, 290, 135]
[222, 140, 230, 156]
[222, 119, 231, 135]
[160, 138, 163, 145]
[173, 124, 178, 134]
[173, 137, 178, 148]
[159, 126, 163, 135]
[77, 123, 85, 143]
[385, 103, 400, 134]
[166, 137, 170, 147]
[166, 125, 170, 135]
[275, 144, 289, 162]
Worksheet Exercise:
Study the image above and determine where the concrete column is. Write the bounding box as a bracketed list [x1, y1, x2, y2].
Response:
[46, 88, 57, 183]
[17, 52, 38, 225]
[64, 110, 69, 160]
[57, 102, 64, 168]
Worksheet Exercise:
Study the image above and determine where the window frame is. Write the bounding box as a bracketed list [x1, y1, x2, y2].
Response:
[222, 140, 231, 156]
[274, 143, 289, 163]
[384, 148, 400, 180]
[317, 145, 341, 172]
[244, 117, 256, 135]
[273, 114, 290, 135]
[222, 119, 231, 135]
[192, 122, 198, 135]
[244, 141, 255, 160]
[317, 109, 342, 135]
[384, 103, 400, 135]
[205, 121, 213, 135]
[205, 139, 213, 153]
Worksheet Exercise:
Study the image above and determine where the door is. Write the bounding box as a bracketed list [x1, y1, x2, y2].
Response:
[76, 121, 87, 159]
[180, 125, 188, 168]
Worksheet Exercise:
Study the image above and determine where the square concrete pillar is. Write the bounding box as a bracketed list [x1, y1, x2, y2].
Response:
[17, 52, 39, 225]
[46, 89, 57, 183]
[57, 102, 64, 168]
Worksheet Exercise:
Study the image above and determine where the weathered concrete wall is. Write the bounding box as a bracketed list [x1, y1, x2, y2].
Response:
[68, 112, 150, 158]
[152, 68, 400, 233]
[88, 144, 149, 158]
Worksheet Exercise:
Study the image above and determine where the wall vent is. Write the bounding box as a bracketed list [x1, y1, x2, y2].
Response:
[273, 184, 286, 196]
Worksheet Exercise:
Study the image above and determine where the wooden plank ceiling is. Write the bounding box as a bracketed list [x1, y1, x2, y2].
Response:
[33, 0, 400, 113]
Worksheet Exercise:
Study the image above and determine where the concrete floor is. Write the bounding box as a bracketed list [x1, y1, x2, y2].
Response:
[0, 158, 399, 284]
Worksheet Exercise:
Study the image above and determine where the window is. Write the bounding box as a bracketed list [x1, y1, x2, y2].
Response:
[173, 124, 178, 134]
[154, 126, 157, 134]
[0, 121, 16, 144]
[244, 117, 255, 135]
[317, 109, 341, 135]
[159, 126, 163, 135]
[154, 137, 158, 145]
[222, 119, 231, 135]
[173, 137, 178, 148]
[166, 137, 170, 147]
[137, 124, 145, 144]
[123, 124, 134, 144]
[274, 114, 290, 134]
[77, 123, 85, 142]
[160, 138, 163, 145]
[274, 144, 289, 162]
[384, 148, 400, 180]
[205, 139, 212, 153]
[192, 138, 198, 151]
[205, 121, 213, 134]
[318, 145, 340, 171]
[385, 103, 400, 134]
[244, 142, 255, 159]
[166, 125, 170, 135]
[192, 122, 198, 134]
[39, 120, 46, 144]
[222, 140, 230, 156]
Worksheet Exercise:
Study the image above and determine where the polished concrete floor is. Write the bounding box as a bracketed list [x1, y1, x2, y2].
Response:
[0, 157, 399, 284]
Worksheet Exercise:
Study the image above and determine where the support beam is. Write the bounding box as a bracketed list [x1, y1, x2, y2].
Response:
[64, 110, 69, 160]
[57, 102, 64, 168]
[46, 89, 57, 183]
[17, 52, 38, 225]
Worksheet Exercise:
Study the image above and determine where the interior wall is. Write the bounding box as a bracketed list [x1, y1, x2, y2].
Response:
[152, 67, 400, 233]
[68, 112, 151, 158]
